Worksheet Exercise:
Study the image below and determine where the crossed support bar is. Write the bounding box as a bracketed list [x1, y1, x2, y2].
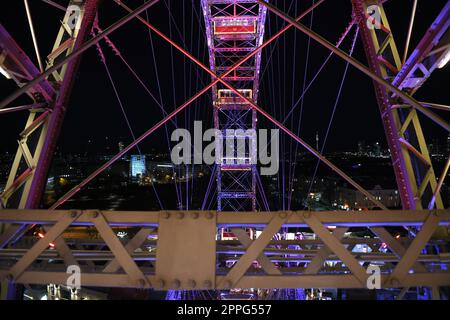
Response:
[0, 209, 449, 292]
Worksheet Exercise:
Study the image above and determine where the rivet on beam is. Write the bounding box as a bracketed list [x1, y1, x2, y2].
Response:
[156, 279, 165, 289]
[188, 279, 197, 288]
[162, 212, 170, 219]
[172, 279, 181, 289]
[223, 279, 232, 289]
[138, 278, 147, 289]
[190, 212, 199, 219]
[204, 280, 212, 289]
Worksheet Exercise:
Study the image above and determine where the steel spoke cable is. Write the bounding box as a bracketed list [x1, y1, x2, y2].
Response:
[93, 23, 176, 127]
[166, 0, 183, 209]
[96, 43, 142, 155]
[288, 0, 316, 209]
[257, 20, 355, 164]
[306, 27, 359, 202]
[287, 0, 299, 210]
[201, 164, 217, 210]
[48, 1, 335, 208]
[283, 19, 355, 124]
[259, 0, 450, 132]
[96, 41, 164, 209]
[1, 0, 161, 109]
[144, 1, 182, 208]
[94, 24, 165, 209]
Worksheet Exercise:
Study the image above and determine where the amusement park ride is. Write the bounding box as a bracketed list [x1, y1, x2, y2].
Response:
[0, 0, 449, 300]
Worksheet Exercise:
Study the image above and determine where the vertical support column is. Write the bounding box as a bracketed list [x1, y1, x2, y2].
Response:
[0, 0, 100, 300]
[352, 0, 444, 212]
[26, 0, 101, 209]
[1, 0, 101, 210]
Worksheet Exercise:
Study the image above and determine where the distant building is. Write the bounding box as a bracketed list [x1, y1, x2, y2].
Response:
[336, 184, 401, 209]
[129, 155, 146, 181]
[357, 141, 365, 155]
[356, 141, 384, 157]
[118, 141, 125, 152]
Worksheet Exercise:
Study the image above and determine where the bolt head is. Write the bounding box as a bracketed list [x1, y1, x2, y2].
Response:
[188, 279, 196, 288]
[279, 212, 287, 219]
[206, 212, 214, 220]
[177, 212, 185, 219]
[156, 279, 165, 288]
[172, 279, 181, 289]
[191, 212, 199, 219]
[162, 212, 170, 219]
[303, 211, 311, 219]
[204, 280, 212, 289]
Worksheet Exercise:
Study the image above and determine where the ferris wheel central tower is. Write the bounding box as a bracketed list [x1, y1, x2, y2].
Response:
[201, 0, 268, 212]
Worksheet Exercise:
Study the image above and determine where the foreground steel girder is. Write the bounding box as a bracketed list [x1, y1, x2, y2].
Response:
[0, 209, 449, 293]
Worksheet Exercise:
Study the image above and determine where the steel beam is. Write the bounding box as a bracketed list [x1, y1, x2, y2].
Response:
[0, 209, 449, 291]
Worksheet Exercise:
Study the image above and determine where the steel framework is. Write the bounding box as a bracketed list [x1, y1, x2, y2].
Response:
[201, 0, 267, 212]
[0, 0, 449, 300]
[0, 209, 449, 299]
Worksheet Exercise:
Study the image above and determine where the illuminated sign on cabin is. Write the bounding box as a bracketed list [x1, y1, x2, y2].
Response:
[217, 89, 253, 105]
[213, 17, 257, 35]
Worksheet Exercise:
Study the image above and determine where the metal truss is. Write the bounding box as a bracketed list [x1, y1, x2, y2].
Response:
[201, 0, 267, 212]
[352, 0, 449, 215]
[0, 209, 449, 298]
[0, 0, 449, 300]
[0, 0, 99, 210]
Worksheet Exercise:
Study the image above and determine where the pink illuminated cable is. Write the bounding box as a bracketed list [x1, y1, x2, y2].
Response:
[50, 2, 325, 209]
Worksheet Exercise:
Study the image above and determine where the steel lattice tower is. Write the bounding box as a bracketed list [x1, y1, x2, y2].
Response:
[201, 0, 267, 213]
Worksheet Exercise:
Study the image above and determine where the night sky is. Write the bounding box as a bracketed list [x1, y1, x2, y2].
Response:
[0, 0, 449, 155]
